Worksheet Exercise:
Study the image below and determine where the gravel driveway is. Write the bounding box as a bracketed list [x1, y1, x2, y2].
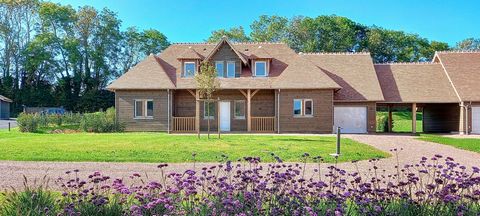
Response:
[1, 134, 479, 190]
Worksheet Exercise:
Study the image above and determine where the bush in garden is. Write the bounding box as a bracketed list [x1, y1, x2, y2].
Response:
[0, 177, 57, 216]
[16, 113, 39, 132]
[79, 107, 124, 133]
[376, 114, 390, 132]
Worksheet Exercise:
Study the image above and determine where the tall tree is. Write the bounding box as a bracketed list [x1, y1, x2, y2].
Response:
[250, 15, 289, 42]
[206, 26, 250, 43]
[456, 38, 480, 50]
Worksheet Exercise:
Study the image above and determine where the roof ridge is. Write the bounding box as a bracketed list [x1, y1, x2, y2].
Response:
[436, 50, 480, 54]
[374, 62, 439, 65]
[231, 41, 286, 45]
[172, 42, 216, 45]
[300, 51, 370, 55]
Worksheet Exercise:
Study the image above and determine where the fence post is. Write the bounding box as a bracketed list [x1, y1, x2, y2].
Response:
[8, 122, 11, 131]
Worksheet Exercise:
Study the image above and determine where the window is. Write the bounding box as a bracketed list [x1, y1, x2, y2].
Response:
[254, 61, 267, 77]
[293, 99, 302, 116]
[293, 99, 313, 117]
[204, 102, 215, 119]
[234, 100, 245, 119]
[215, 61, 224, 77]
[304, 99, 313, 116]
[134, 99, 154, 119]
[227, 61, 236, 78]
[184, 62, 196, 77]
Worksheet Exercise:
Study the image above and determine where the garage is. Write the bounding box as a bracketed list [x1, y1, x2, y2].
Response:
[473, 107, 480, 134]
[334, 106, 367, 133]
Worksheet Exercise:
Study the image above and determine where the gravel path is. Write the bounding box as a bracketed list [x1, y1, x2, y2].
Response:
[0, 119, 16, 129]
[1, 134, 479, 190]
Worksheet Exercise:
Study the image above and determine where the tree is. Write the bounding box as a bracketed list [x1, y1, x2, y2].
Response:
[194, 61, 220, 139]
[456, 38, 480, 50]
[206, 26, 250, 43]
[250, 15, 289, 42]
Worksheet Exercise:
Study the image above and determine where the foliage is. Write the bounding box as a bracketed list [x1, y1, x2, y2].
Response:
[4, 153, 480, 215]
[206, 26, 251, 43]
[0, 0, 170, 116]
[0, 177, 57, 216]
[456, 38, 480, 50]
[17, 113, 39, 132]
[195, 62, 220, 138]
[79, 107, 124, 133]
[376, 113, 389, 132]
[377, 111, 423, 133]
[0, 131, 388, 163]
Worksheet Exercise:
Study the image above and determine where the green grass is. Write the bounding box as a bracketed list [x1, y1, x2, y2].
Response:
[418, 134, 480, 153]
[377, 111, 423, 133]
[0, 129, 388, 163]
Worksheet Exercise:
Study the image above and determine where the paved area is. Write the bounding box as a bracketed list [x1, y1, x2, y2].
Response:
[1, 134, 479, 190]
[0, 119, 16, 129]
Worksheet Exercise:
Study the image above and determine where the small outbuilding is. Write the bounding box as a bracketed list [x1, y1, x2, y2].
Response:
[0, 95, 12, 120]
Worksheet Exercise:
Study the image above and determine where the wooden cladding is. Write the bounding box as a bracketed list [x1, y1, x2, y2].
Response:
[172, 117, 196, 132]
[252, 116, 275, 132]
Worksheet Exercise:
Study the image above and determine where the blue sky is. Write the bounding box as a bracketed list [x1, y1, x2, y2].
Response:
[53, 0, 479, 45]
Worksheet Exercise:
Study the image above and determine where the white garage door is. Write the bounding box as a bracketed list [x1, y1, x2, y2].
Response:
[472, 107, 480, 134]
[334, 106, 367, 134]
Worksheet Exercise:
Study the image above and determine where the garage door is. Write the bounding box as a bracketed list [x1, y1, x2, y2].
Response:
[472, 107, 480, 134]
[334, 107, 367, 134]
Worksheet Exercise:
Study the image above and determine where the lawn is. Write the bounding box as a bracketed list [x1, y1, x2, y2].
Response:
[0, 129, 388, 163]
[377, 111, 423, 133]
[418, 134, 480, 153]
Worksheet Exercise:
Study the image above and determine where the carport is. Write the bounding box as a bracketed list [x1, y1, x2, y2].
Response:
[375, 63, 461, 134]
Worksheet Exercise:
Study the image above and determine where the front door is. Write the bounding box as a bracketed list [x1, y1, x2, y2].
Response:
[219, 101, 231, 131]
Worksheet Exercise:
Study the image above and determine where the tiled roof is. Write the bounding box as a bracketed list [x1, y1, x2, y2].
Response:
[177, 47, 204, 60]
[0, 95, 12, 103]
[375, 63, 459, 103]
[108, 39, 340, 90]
[303, 52, 384, 101]
[434, 51, 480, 102]
[107, 54, 175, 90]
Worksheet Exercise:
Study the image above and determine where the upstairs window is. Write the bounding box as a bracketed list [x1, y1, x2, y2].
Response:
[254, 61, 267, 77]
[293, 99, 313, 117]
[184, 62, 196, 77]
[227, 61, 236, 78]
[215, 61, 224, 77]
[134, 99, 154, 119]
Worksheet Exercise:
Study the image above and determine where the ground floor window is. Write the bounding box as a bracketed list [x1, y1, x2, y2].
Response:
[293, 99, 313, 117]
[134, 99, 154, 119]
[204, 101, 216, 119]
[234, 100, 245, 119]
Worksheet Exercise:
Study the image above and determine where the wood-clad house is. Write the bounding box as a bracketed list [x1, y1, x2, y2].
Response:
[107, 37, 480, 134]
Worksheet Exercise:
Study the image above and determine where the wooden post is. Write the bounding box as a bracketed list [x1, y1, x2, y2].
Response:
[196, 90, 200, 138]
[388, 105, 393, 132]
[412, 103, 417, 134]
[247, 89, 251, 132]
[217, 98, 220, 139]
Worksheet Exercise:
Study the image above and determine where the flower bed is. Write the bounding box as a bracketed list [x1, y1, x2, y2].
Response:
[1, 151, 480, 215]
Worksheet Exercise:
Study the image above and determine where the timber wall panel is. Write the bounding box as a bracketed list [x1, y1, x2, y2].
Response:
[423, 103, 460, 133]
[116, 90, 168, 131]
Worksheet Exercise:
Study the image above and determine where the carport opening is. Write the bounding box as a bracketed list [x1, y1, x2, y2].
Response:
[376, 105, 423, 133]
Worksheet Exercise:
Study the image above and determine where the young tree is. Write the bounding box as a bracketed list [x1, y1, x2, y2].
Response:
[195, 61, 220, 139]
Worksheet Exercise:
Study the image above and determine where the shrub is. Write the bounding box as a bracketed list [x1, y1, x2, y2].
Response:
[17, 113, 39, 133]
[376, 113, 389, 132]
[79, 107, 124, 133]
[0, 177, 57, 216]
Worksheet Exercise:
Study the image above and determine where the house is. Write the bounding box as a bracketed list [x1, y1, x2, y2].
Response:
[107, 37, 480, 134]
[0, 95, 12, 120]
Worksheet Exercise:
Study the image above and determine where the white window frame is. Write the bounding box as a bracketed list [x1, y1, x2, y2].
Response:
[215, 61, 224, 77]
[134, 99, 154, 119]
[203, 101, 215, 120]
[234, 100, 246, 119]
[293, 99, 313, 117]
[293, 99, 303, 117]
[183, 61, 196, 77]
[226, 61, 236, 78]
[254, 61, 267, 77]
[303, 99, 313, 116]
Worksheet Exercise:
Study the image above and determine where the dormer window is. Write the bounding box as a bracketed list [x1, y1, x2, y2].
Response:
[227, 61, 236, 78]
[254, 61, 267, 77]
[215, 61, 224, 77]
[183, 62, 196, 77]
